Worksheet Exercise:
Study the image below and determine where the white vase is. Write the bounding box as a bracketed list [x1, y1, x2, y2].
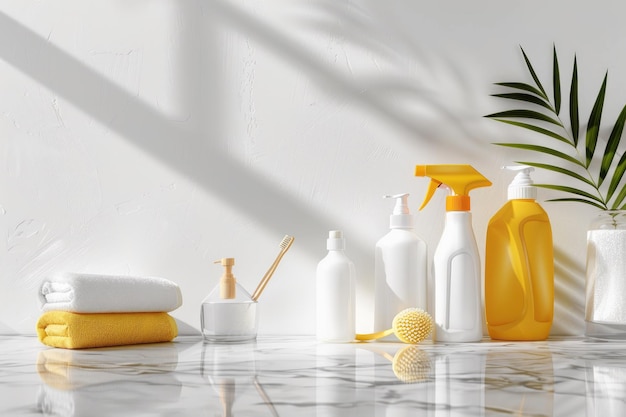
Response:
[585, 210, 626, 339]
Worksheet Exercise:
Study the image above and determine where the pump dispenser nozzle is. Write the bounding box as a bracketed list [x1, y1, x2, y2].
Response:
[414, 164, 492, 211]
[384, 194, 413, 228]
[503, 165, 536, 200]
[215, 258, 236, 299]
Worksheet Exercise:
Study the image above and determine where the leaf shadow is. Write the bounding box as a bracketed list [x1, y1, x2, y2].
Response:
[296, 0, 487, 155]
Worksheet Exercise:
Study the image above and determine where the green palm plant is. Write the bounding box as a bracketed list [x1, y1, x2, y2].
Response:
[485, 45, 626, 210]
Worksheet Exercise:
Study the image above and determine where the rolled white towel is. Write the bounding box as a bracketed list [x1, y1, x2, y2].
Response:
[39, 272, 183, 313]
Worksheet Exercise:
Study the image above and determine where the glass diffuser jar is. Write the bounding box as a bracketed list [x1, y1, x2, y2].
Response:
[585, 210, 626, 339]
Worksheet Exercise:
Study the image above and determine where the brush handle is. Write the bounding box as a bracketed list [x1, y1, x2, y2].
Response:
[355, 329, 395, 341]
[251, 250, 287, 301]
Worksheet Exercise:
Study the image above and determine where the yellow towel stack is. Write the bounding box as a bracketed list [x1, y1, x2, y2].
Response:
[37, 273, 182, 349]
[37, 311, 178, 349]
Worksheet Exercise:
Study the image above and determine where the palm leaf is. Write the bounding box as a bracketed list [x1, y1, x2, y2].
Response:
[491, 93, 553, 111]
[495, 82, 546, 98]
[494, 143, 585, 167]
[493, 119, 571, 145]
[517, 161, 595, 188]
[570, 56, 579, 146]
[585, 72, 608, 167]
[546, 198, 607, 210]
[485, 109, 562, 126]
[553, 44, 561, 115]
[607, 151, 626, 205]
[520, 47, 548, 100]
[612, 182, 626, 209]
[535, 184, 606, 207]
[599, 104, 626, 187]
[488, 46, 626, 211]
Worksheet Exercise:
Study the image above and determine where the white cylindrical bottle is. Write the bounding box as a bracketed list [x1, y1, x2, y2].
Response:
[374, 194, 428, 339]
[316, 230, 356, 343]
[433, 211, 483, 342]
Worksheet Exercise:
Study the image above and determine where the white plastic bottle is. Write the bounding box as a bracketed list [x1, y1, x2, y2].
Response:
[434, 210, 483, 342]
[415, 164, 492, 342]
[374, 194, 428, 339]
[316, 230, 356, 342]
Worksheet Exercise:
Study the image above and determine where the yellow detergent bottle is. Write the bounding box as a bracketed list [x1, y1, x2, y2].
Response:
[485, 165, 554, 340]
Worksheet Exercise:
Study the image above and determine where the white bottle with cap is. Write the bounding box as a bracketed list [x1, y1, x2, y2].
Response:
[374, 194, 428, 339]
[316, 230, 356, 342]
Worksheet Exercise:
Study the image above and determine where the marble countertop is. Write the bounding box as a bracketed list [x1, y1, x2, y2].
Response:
[2, 335, 625, 416]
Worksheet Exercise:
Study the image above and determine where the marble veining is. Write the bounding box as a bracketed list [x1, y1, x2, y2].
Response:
[2, 335, 626, 416]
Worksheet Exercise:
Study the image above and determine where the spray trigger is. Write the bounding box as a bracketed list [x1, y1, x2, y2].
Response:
[418, 180, 443, 211]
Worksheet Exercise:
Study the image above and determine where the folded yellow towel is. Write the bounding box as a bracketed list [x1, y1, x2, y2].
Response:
[37, 311, 178, 349]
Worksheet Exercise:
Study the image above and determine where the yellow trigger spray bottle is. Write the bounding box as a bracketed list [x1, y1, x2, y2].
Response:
[415, 164, 491, 342]
[485, 165, 553, 340]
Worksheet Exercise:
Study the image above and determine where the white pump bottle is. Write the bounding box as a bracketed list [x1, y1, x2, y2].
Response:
[374, 194, 428, 338]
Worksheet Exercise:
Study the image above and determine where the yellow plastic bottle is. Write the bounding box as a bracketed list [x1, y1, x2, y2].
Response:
[485, 166, 554, 340]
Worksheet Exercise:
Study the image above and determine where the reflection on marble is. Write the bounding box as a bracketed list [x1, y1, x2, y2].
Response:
[4, 335, 626, 416]
[36, 344, 181, 416]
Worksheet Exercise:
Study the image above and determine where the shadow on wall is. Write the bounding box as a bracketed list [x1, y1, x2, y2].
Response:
[213, 0, 486, 156]
[553, 247, 586, 335]
[297, 0, 487, 154]
[0, 1, 585, 335]
[0, 1, 479, 277]
[0, 9, 337, 263]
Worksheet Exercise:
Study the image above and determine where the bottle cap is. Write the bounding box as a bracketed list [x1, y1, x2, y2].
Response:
[384, 194, 413, 228]
[503, 165, 537, 200]
[327, 230, 346, 251]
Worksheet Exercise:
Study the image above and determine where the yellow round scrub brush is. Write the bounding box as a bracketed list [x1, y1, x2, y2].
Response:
[356, 308, 433, 344]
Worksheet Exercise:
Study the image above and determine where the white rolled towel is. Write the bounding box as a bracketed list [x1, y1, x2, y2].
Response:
[39, 272, 183, 313]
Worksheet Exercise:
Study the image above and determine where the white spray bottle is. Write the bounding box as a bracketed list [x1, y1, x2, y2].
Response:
[414, 164, 492, 342]
[374, 194, 428, 339]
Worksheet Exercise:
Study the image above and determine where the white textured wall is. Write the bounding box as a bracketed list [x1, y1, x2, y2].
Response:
[2, 0, 625, 336]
